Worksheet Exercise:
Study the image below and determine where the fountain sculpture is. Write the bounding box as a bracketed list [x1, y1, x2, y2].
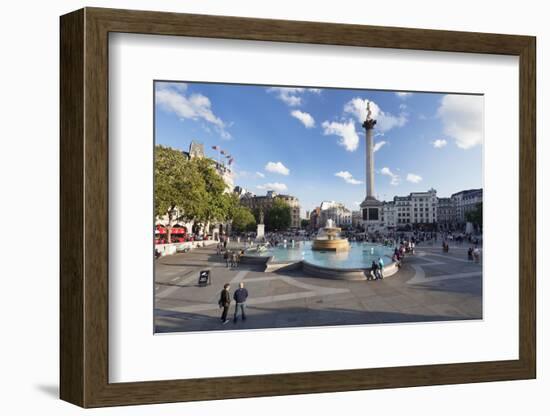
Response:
[312, 219, 350, 252]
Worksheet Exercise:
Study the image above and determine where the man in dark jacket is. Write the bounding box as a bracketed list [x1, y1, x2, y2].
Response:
[218, 283, 231, 324]
[233, 282, 249, 323]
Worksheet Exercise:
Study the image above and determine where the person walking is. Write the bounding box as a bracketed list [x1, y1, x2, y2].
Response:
[473, 246, 481, 263]
[233, 282, 249, 323]
[224, 250, 230, 267]
[218, 283, 231, 324]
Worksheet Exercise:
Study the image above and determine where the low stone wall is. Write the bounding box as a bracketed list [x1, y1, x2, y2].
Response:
[239, 253, 401, 281]
[303, 261, 400, 281]
[265, 260, 303, 273]
[155, 240, 218, 257]
[239, 255, 272, 266]
[302, 262, 368, 280]
[381, 262, 400, 278]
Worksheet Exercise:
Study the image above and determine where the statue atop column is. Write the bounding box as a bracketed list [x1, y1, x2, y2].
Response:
[360, 100, 382, 231]
[362, 101, 377, 130]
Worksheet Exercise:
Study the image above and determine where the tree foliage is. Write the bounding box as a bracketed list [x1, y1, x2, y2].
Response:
[266, 198, 291, 231]
[155, 146, 233, 237]
[231, 205, 257, 232]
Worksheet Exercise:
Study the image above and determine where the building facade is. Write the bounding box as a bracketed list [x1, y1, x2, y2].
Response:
[351, 210, 363, 229]
[451, 189, 483, 225]
[382, 201, 397, 228]
[239, 191, 302, 229]
[437, 197, 454, 228]
[410, 189, 438, 225]
[318, 201, 352, 228]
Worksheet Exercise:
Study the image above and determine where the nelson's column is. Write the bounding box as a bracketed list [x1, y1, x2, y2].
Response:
[360, 102, 383, 232]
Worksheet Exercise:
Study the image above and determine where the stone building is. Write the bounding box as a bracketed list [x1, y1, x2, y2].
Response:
[437, 197, 454, 229]
[451, 188, 483, 225]
[240, 190, 302, 229]
[319, 201, 352, 228]
[377, 188, 438, 229]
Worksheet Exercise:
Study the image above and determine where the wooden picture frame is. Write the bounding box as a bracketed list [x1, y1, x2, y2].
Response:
[60, 7, 536, 408]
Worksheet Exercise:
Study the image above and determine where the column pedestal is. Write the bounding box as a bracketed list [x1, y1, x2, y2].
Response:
[256, 224, 265, 241]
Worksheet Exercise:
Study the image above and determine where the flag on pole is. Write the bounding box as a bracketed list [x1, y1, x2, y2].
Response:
[220, 150, 226, 155]
[228, 158, 234, 165]
[211, 145, 220, 151]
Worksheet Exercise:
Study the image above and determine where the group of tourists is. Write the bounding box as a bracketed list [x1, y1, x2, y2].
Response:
[218, 282, 249, 324]
[223, 250, 245, 268]
[368, 257, 386, 281]
[216, 240, 246, 268]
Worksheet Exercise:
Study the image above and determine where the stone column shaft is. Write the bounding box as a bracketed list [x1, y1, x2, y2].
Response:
[366, 127, 374, 198]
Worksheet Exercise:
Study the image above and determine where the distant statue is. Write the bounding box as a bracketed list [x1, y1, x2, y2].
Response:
[362, 101, 377, 129]
[259, 209, 264, 225]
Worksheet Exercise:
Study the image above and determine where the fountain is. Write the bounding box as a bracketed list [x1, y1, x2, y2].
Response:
[312, 219, 350, 252]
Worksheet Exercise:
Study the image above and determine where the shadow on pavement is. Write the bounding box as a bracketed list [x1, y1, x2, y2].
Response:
[154, 305, 477, 334]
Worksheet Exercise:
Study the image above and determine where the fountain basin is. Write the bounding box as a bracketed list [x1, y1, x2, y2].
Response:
[311, 238, 350, 251]
[302, 260, 399, 281]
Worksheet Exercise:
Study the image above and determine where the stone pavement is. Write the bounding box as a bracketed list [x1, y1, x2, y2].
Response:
[154, 244, 482, 333]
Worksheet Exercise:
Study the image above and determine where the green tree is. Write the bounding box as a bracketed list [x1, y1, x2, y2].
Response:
[301, 219, 310, 229]
[189, 157, 231, 226]
[231, 205, 257, 233]
[155, 145, 233, 241]
[155, 146, 205, 242]
[266, 198, 291, 231]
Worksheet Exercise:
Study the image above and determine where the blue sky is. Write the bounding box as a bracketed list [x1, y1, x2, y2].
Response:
[155, 81, 483, 216]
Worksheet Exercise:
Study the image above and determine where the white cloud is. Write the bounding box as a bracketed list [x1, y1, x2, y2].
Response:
[406, 173, 423, 183]
[155, 83, 231, 139]
[437, 94, 483, 149]
[373, 140, 387, 152]
[257, 182, 288, 192]
[344, 98, 408, 132]
[380, 167, 400, 186]
[267, 87, 304, 106]
[335, 171, 362, 185]
[267, 87, 321, 106]
[432, 139, 448, 148]
[290, 110, 315, 128]
[321, 120, 360, 152]
[396, 92, 413, 99]
[255, 171, 265, 178]
[265, 161, 290, 176]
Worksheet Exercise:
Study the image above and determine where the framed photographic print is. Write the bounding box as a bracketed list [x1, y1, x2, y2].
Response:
[60, 7, 536, 408]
